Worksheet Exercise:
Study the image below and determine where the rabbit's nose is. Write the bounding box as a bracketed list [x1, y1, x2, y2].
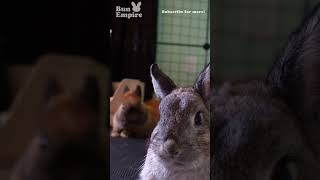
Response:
[162, 139, 179, 156]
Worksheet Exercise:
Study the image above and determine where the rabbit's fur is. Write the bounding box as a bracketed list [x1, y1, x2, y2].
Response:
[11, 77, 105, 180]
[140, 64, 211, 180]
[111, 85, 160, 138]
[212, 3, 320, 180]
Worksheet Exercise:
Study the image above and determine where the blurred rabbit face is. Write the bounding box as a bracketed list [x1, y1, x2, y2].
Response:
[11, 76, 105, 180]
[149, 64, 210, 170]
[212, 3, 320, 180]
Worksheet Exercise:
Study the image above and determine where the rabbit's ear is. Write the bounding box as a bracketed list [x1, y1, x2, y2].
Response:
[44, 77, 63, 102]
[133, 85, 142, 97]
[194, 64, 211, 101]
[137, 2, 141, 7]
[131, 2, 136, 7]
[267, 4, 320, 157]
[123, 85, 130, 94]
[80, 75, 100, 113]
[150, 64, 176, 99]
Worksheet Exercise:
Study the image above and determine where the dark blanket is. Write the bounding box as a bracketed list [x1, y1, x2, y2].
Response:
[110, 137, 148, 180]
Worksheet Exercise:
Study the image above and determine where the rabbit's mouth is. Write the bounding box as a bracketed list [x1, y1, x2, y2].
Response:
[157, 152, 206, 171]
[153, 147, 196, 168]
[157, 153, 187, 167]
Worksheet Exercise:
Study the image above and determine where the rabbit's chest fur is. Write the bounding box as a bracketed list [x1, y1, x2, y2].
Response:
[141, 149, 210, 180]
[112, 101, 159, 137]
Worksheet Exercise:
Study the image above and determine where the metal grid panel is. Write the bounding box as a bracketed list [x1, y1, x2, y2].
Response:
[156, 0, 210, 86]
[157, 44, 207, 86]
[157, 0, 209, 45]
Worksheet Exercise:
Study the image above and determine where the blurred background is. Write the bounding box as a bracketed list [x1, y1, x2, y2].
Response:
[0, 0, 109, 109]
[0, 0, 109, 179]
[213, 0, 320, 83]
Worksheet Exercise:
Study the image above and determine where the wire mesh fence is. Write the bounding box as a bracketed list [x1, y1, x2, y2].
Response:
[156, 0, 210, 86]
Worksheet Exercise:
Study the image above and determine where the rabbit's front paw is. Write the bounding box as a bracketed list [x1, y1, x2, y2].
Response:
[120, 130, 130, 138]
[111, 131, 120, 137]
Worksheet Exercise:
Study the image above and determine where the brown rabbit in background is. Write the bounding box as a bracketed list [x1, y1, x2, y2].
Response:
[111, 85, 160, 138]
[11, 76, 105, 180]
[140, 64, 210, 180]
[211, 3, 320, 180]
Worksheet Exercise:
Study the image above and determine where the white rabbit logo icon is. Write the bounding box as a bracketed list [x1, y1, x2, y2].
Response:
[131, 1, 141, 12]
[115, 2, 142, 19]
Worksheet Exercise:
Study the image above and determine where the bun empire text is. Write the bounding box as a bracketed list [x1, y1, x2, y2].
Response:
[116, 6, 142, 19]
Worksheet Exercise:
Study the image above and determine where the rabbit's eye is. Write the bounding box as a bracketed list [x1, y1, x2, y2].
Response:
[194, 111, 202, 126]
[272, 157, 297, 180]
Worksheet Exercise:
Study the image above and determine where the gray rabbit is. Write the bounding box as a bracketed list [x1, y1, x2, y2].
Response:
[140, 64, 211, 180]
[141, 2, 320, 180]
[212, 3, 320, 180]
